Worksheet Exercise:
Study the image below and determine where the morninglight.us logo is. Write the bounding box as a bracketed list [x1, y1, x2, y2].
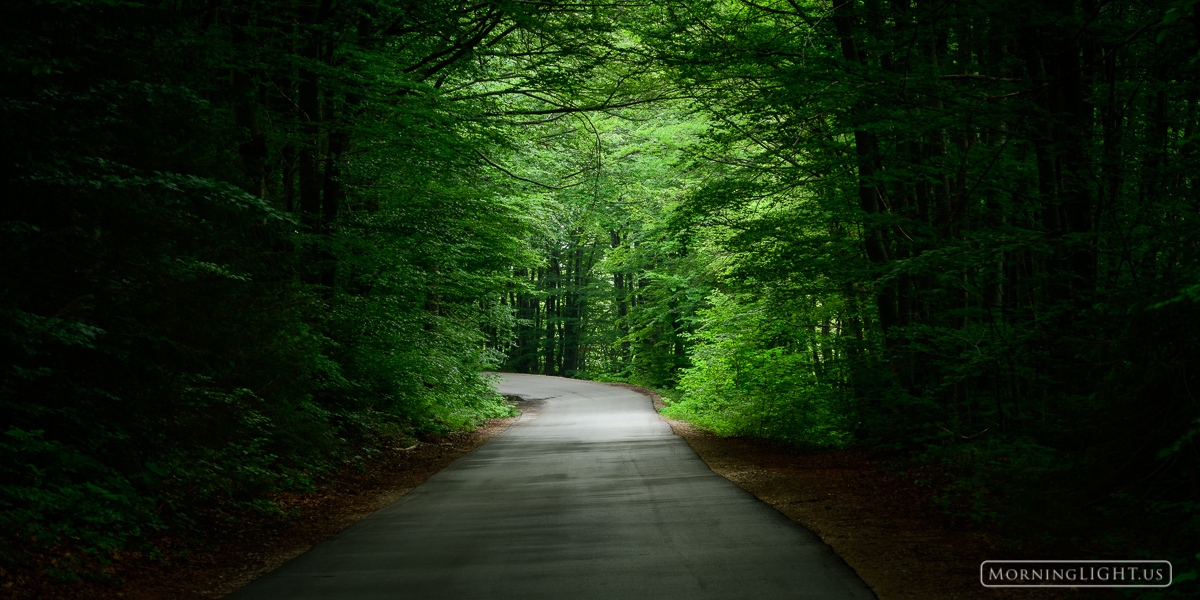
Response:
[981, 560, 1173, 588]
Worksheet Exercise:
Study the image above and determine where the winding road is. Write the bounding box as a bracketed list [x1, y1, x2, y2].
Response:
[226, 374, 876, 599]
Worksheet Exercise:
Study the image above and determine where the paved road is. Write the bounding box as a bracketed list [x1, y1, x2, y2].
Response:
[227, 374, 876, 599]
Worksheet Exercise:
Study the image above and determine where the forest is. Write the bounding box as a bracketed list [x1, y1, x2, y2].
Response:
[2, 0, 1198, 595]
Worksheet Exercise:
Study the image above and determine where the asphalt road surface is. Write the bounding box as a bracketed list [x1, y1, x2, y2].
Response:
[226, 373, 876, 599]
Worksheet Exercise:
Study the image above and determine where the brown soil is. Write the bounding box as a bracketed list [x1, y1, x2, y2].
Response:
[10, 387, 1100, 600]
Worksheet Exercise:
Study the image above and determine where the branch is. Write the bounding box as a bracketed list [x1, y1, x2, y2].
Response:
[515, 114, 569, 126]
[482, 95, 691, 117]
[414, 15, 506, 81]
[473, 149, 584, 190]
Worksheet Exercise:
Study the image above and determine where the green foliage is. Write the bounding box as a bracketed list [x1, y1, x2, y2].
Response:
[665, 291, 853, 447]
[498, 101, 715, 386]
